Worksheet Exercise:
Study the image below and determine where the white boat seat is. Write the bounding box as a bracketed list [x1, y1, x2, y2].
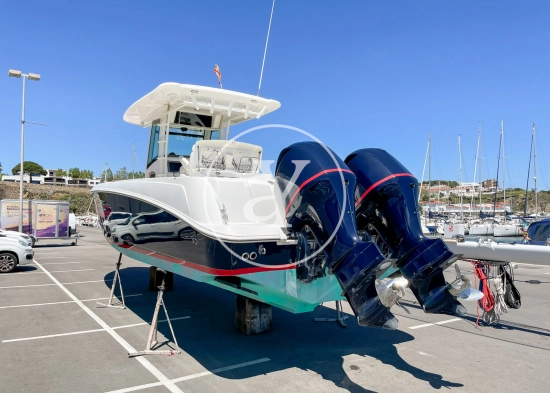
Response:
[189, 140, 262, 176]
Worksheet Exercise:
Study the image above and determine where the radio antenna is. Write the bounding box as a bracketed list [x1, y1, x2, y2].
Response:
[257, 0, 276, 96]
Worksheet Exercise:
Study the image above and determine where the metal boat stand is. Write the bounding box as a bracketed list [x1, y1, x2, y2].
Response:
[128, 268, 181, 357]
[97, 253, 126, 309]
[313, 300, 348, 328]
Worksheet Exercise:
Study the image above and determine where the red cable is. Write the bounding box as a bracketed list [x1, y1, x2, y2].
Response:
[472, 262, 495, 312]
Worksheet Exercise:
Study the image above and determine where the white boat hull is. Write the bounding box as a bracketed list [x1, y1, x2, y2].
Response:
[493, 224, 522, 237]
[469, 224, 494, 236]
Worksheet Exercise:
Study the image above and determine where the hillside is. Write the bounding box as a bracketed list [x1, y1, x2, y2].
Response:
[0, 181, 94, 214]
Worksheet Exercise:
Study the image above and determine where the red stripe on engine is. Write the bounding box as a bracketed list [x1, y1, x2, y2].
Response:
[284, 168, 354, 214]
[354, 173, 415, 207]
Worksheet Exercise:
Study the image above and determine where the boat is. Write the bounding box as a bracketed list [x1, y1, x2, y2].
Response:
[524, 218, 550, 246]
[91, 82, 480, 329]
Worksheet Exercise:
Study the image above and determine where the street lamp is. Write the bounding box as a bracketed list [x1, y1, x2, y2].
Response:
[8, 69, 41, 233]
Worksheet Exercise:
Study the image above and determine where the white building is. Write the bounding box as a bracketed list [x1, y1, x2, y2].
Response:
[1, 169, 100, 187]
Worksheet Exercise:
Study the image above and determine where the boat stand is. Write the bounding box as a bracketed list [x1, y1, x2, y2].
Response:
[128, 268, 181, 357]
[313, 300, 348, 328]
[97, 253, 126, 309]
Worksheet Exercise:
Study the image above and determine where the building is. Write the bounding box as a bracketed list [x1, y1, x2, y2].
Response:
[1, 169, 100, 187]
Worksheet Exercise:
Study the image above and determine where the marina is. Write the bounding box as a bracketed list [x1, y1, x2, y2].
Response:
[0, 1, 549, 392]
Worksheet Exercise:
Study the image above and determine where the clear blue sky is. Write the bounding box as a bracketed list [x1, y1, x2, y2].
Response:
[1, 1, 548, 189]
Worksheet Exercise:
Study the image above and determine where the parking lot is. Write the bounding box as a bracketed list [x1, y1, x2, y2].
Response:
[1, 226, 549, 393]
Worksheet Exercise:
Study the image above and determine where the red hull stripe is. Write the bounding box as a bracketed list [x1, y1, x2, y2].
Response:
[116, 243, 295, 276]
[354, 173, 415, 207]
[284, 168, 354, 214]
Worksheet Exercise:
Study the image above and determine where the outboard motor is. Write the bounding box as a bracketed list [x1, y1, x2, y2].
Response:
[346, 148, 468, 316]
[275, 142, 403, 329]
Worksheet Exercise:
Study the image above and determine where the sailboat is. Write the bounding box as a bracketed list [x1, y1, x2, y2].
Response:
[470, 123, 495, 236]
[91, 82, 480, 329]
[494, 119, 522, 237]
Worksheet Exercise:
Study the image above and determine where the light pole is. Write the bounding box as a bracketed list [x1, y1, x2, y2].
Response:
[8, 69, 41, 233]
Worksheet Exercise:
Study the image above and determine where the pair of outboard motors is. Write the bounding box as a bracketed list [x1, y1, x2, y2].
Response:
[275, 142, 468, 329]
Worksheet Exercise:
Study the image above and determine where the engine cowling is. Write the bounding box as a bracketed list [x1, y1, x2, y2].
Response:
[345, 148, 466, 316]
[275, 142, 400, 329]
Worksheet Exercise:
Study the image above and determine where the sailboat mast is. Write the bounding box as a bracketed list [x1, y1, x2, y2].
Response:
[533, 123, 538, 219]
[501, 118, 506, 216]
[428, 132, 432, 215]
[472, 123, 481, 220]
[458, 134, 463, 220]
[478, 123, 483, 216]
[419, 135, 430, 203]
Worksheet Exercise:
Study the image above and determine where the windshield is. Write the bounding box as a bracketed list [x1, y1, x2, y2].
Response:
[529, 223, 550, 242]
[167, 128, 204, 158]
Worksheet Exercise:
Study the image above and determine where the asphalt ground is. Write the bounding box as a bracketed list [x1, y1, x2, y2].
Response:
[0, 226, 549, 393]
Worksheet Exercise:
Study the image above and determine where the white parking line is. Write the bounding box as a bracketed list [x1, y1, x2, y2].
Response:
[2, 316, 191, 343]
[12, 269, 94, 274]
[0, 294, 143, 309]
[0, 279, 112, 290]
[17, 259, 184, 393]
[40, 262, 81, 265]
[105, 358, 271, 393]
[409, 318, 462, 330]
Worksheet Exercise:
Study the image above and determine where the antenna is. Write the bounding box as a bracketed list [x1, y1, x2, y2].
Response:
[257, 0, 276, 96]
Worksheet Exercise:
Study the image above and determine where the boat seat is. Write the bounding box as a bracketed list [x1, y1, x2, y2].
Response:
[189, 140, 262, 176]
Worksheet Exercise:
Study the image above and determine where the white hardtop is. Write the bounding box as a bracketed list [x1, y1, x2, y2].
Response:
[124, 83, 281, 128]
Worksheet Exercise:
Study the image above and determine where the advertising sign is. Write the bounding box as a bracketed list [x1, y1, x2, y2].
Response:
[0, 201, 33, 233]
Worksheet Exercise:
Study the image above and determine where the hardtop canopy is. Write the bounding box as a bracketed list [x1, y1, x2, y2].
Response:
[123, 83, 281, 128]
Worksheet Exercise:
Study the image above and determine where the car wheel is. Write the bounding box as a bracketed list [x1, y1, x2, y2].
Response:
[122, 234, 135, 243]
[0, 252, 17, 273]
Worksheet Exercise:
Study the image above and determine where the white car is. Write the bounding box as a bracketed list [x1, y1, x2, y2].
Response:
[111, 210, 191, 244]
[104, 212, 133, 237]
[0, 235, 34, 273]
[0, 229, 34, 247]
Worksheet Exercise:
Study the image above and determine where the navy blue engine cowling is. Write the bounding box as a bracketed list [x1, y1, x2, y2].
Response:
[275, 142, 400, 329]
[345, 148, 466, 316]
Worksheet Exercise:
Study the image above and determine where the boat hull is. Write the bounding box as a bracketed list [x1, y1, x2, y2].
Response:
[93, 191, 345, 313]
[469, 224, 494, 236]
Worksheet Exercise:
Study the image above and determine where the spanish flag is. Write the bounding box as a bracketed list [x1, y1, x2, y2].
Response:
[213, 64, 222, 88]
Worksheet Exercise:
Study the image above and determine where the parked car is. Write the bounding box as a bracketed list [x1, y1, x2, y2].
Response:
[0, 229, 34, 247]
[104, 212, 133, 237]
[111, 210, 190, 244]
[0, 235, 34, 273]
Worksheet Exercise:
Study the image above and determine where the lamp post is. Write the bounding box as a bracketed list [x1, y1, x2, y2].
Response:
[8, 69, 41, 233]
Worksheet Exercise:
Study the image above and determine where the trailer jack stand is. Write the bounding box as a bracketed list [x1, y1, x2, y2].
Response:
[97, 253, 126, 309]
[128, 268, 181, 357]
[313, 300, 348, 328]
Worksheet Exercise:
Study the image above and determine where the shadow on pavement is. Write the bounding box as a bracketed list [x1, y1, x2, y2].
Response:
[104, 267, 463, 392]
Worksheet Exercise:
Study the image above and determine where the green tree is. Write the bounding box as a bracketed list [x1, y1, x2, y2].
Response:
[80, 169, 94, 179]
[113, 167, 129, 181]
[99, 168, 113, 182]
[68, 167, 81, 179]
[55, 168, 68, 177]
[11, 161, 47, 184]
[129, 171, 146, 179]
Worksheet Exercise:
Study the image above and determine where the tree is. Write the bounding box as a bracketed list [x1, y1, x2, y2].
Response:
[80, 169, 94, 179]
[55, 168, 68, 177]
[68, 167, 81, 179]
[129, 171, 146, 179]
[99, 168, 113, 182]
[11, 161, 47, 184]
[113, 167, 129, 181]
